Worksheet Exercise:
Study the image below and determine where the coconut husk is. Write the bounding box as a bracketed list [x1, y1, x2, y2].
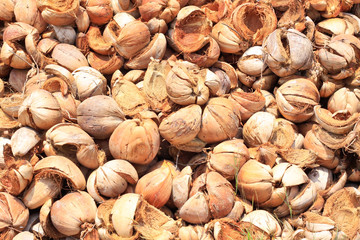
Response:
[134, 198, 180, 239]
[39, 199, 67, 239]
[248, 143, 278, 168]
[112, 80, 149, 117]
[143, 59, 173, 114]
[97, 199, 139, 240]
[208, 218, 270, 240]
[312, 124, 352, 150]
[322, 187, 360, 238]
[269, 119, 296, 149]
[323, 187, 360, 216]
[327, 207, 360, 239]
[0, 106, 19, 135]
[278, 148, 319, 168]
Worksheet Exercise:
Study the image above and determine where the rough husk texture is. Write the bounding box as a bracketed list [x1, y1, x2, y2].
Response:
[112, 80, 149, 116]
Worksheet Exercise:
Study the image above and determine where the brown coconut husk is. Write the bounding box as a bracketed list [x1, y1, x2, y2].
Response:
[208, 218, 270, 240]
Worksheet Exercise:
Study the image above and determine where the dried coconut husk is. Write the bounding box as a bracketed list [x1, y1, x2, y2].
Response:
[213, 61, 238, 89]
[77, 95, 125, 139]
[231, 2, 277, 46]
[347, 122, 360, 156]
[0, 93, 23, 118]
[39, 199, 66, 239]
[178, 225, 212, 240]
[136, 161, 178, 209]
[304, 128, 339, 169]
[317, 79, 342, 99]
[120, 70, 146, 84]
[229, 88, 265, 122]
[37, 0, 80, 26]
[44, 123, 106, 169]
[24, 71, 49, 95]
[47, 191, 98, 238]
[323, 187, 360, 215]
[86, 26, 114, 55]
[272, 0, 306, 31]
[87, 52, 124, 75]
[25, 30, 57, 69]
[314, 18, 354, 47]
[321, 171, 348, 199]
[0, 0, 15, 22]
[323, 187, 360, 239]
[133, 196, 180, 239]
[248, 143, 278, 168]
[108, 193, 179, 239]
[332, 34, 360, 62]
[85, 0, 113, 26]
[44, 64, 76, 93]
[320, 0, 342, 18]
[208, 218, 270, 240]
[22, 155, 86, 210]
[275, 78, 320, 123]
[201, 0, 231, 23]
[112, 79, 149, 117]
[41, 77, 78, 121]
[210, 18, 249, 54]
[341, 0, 355, 12]
[138, 0, 180, 23]
[109, 118, 160, 165]
[313, 105, 360, 134]
[278, 148, 319, 168]
[237, 160, 274, 204]
[268, 119, 296, 149]
[96, 199, 138, 240]
[3, 22, 36, 42]
[302, 211, 336, 234]
[10, 129, 40, 162]
[52, 43, 89, 71]
[179, 172, 234, 224]
[185, 153, 209, 180]
[198, 97, 240, 144]
[183, 36, 220, 68]
[308, 192, 326, 213]
[174, 137, 207, 153]
[208, 139, 250, 180]
[172, 166, 192, 209]
[143, 59, 173, 113]
[327, 87, 360, 115]
[0, 145, 35, 196]
[204, 67, 231, 97]
[75, 6, 90, 33]
[312, 124, 353, 150]
[263, 29, 313, 77]
[166, 60, 209, 106]
[9, 69, 28, 93]
[125, 33, 167, 70]
[261, 90, 279, 117]
[146, 18, 168, 34]
[37, 38, 59, 55]
[113, 20, 151, 59]
[0, 60, 10, 78]
[1, 41, 33, 69]
[76, 32, 90, 55]
[0, 192, 30, 240]
[173, 6, 212, 53]
[317, 40, 356, 80]
[0, 107, 20, 133]
[18, 89, 63, 130]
